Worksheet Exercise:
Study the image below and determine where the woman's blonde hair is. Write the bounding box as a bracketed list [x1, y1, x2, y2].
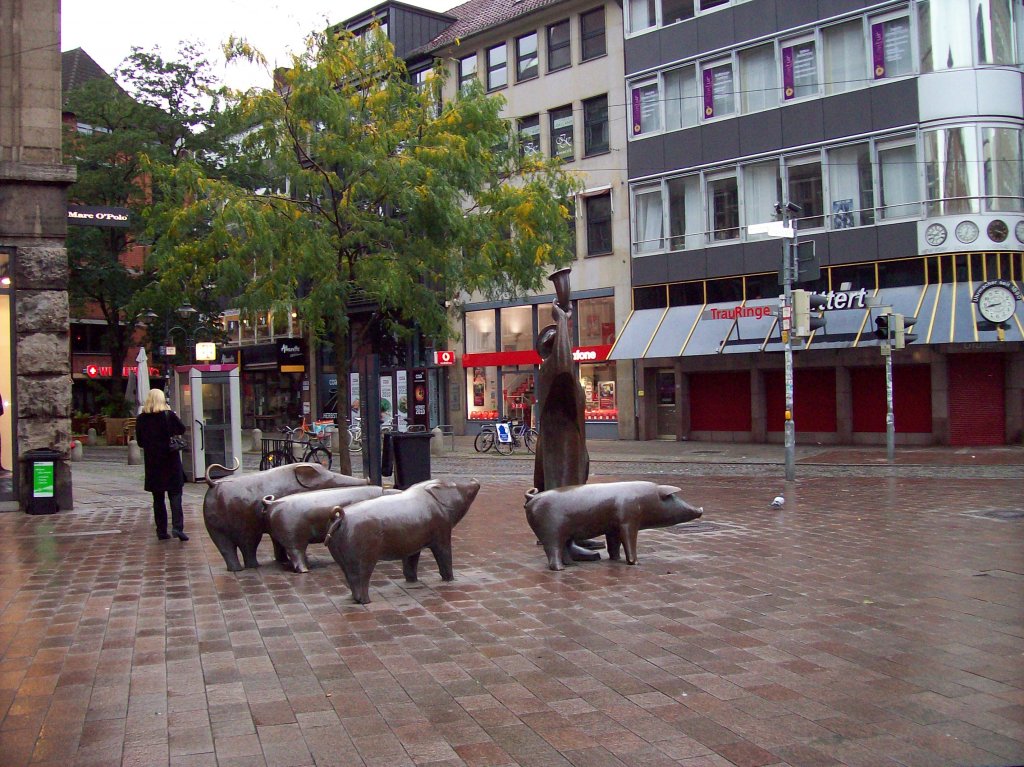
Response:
[142, 388, 170, 414]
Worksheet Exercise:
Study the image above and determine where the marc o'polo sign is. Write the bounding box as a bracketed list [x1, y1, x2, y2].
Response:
[67, 205, 130, 228]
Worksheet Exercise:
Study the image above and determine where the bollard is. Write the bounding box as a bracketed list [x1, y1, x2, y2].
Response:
[430, 426, 444, 456]
[69, 440, 84, 462]
[86, 427, 97, 446]
[127, 439, 143, 465]
[251, 428, 262, 452]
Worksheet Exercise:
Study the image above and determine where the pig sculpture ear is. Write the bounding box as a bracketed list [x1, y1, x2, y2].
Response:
[295, 464, 326, 488]
[658, 485, 683, 499]
[422, 481, 452, 503]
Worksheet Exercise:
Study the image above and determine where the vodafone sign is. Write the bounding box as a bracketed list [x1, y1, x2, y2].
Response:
[434, 350, 456, 366]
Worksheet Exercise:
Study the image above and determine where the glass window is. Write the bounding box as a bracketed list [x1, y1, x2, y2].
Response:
[924, 127, 978, 215]
[828, 143, 875, 228]
[458, 54, 478, 92]
[467, 366, 498, 419]
[664, 0, 696, 24]
[708, 174, 739, 241]
[975, 0, 1015, 64]
[501, 365, 534, 422]
[486, 44, 507, 91]
[581, 8, 606, 61]
[824, 19, 866, 94]
[583, 95, 609, 155]
[465, 310, 495, 353]
[982, 127, 1023, 211]
[585, 193, 613, 256]
[516, 32, 539, 81]
[668, 175, 702, 250]
[550, 105, 574, 161]
[878, 140, 919, 219]
[782, 37, 819, 100]
[547, 20, 571, 71]
[581, 362, 618, 420]
[628, 0, 656, 33]
[918, 0, 972, 72]
[577, 296, 616, 346]
[664, 65, 698, 130]
[739, 43, 778, 113]
[630, 80, 661, 136]
[742, 161, 781, 237]
[518, 114, 541, 156]
[499, 306, 532, 351]
[633, 185, 664, 253]
[787, 157, 824, 228]
[702, 61, 735, 118]
[701, 0, 729, 9]
[870, 14, 913, 79]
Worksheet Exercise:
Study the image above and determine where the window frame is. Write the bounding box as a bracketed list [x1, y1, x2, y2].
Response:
[580, 7, 607, 62]
[631, 182, 666, 254]
[582, 94, 610, 156]
[458, 53, 478, 92]
[486, 43, 508, 91]
[868, 9, 915, 81]
[784, 152, 826, 229]
[875, 134, 920, 221]
[549, 105, 575, 162]
[584, 191, 613, 256]
[701, 57, 736, 120]
[630, 78, 662, 137]
[515, 31, 539, 82]
[706, 171, 740, 242]
[518, 114, 541, 157]
[547, 19, 572, 72]
[780, 33, 820, 102]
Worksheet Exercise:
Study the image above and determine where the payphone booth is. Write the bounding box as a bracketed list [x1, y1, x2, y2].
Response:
[174, 364, 243, 482]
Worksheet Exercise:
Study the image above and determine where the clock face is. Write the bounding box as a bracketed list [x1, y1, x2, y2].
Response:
[988, 219, 1009, 243]
[1015, 220, 1024, 243]
[977, 284, 1017, 324]
[925, 223, 947, 246]
[955, 220, 979, 243]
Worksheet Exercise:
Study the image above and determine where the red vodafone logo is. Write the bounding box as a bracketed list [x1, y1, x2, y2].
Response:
[86, 365, 100, 378]
[435, 350, 455, 366]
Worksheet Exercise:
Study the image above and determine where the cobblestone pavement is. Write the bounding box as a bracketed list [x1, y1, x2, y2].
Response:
[0, 455, 1021, 767]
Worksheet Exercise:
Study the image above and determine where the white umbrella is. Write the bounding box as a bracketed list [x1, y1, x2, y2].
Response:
[125, 369, 137, 412]
[135, 347, 151, 414]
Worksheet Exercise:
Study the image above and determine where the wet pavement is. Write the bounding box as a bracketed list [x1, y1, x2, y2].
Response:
[0, 445, 1022, 766]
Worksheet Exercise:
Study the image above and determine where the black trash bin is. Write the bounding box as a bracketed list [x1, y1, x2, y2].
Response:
[389, 431, 432, 490]
[380, 431, 394, 478]
[23, 448, 62, 515]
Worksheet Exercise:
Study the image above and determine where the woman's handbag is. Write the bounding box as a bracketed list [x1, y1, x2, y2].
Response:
[169, 434, 187, 452]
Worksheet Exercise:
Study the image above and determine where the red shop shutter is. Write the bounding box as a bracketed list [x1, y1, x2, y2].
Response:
[690, 371, 751, 432]
[948, 354, 1004, 446]
[764, 368, 837, 433]
[851, 365, 932, 434]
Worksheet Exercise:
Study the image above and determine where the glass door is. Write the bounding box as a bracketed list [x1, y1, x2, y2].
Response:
[655, 368, 677, 439]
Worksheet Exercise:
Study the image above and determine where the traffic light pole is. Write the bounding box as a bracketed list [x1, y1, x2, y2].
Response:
[782, 218, 798, 481]
[885, 344, 895, 462]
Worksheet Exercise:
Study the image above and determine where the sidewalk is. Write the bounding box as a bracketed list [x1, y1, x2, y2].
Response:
[0, 451, 1021, 766]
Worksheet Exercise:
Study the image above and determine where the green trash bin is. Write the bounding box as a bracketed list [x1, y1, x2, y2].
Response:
[390, 431, 432, 490]
[24, 448, 62, 515]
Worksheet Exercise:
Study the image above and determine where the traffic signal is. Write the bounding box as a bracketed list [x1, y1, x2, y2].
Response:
[791, 289, 826, 337]
[874, 312, 890, 340]
[892, 314, 917, 349]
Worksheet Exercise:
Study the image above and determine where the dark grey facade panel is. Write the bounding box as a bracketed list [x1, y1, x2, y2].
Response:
[701, 119, 740, 164]
[662, 129, 702, 176]
[876, 222, 918, 261]
[633, 253, 672, 285]
[627, 139, 668, 179]
[738, 111, 783, 157]
[391, 7, 454, 59]
[660, 20, 699, 66]
[818, 0, 870, 20]
[829, 226, 878, 265]
[666, 250, 710, 283]
[776, 1, 822, 30]
[870, 79, 919, 130]
[822, 89, 874, 141]
[743, 238, 783, 275]
[779, 99, 825, 148]
[706, 245, 745, 278]
[695, 5, 736, 54]
[624, 35, 664, 75]
[733, 0, 778, 43]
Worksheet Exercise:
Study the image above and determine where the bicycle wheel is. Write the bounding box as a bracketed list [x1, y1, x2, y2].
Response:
[260, 449, 292, 471]
[523, 428, 539, 454]
[495, 436, 514, 455]
[304, 446, 332, 470]
[474, 431, 495, 453]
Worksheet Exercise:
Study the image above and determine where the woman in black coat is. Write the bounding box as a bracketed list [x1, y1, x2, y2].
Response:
[135, 388, 189, 540]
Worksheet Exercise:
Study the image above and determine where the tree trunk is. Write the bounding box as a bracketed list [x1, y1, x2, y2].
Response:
[332, 326, 353, 476]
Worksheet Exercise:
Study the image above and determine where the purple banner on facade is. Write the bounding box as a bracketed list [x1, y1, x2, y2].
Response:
[782, 46, 795, 100]
[872, 23, 885, 78]
[631, 87, 642, 134]
[702, 68, 714, 118]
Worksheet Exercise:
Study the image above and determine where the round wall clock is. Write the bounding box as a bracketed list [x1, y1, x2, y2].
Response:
[977, 283, 1017, 324]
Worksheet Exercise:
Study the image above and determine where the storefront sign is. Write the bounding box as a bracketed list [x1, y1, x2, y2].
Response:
[349, 373, 359, 423]
[380, 375, 394, 425]
[396, 370, 409, 431]
[84, 364, 160, 378]
[412, 369, 429, 425]
[67, 205, 130, 227]
[464, 345, 612, 368]
[276, 338, 306, 373]
[435, 350, 456, 366]
[195, 342, 217, 361]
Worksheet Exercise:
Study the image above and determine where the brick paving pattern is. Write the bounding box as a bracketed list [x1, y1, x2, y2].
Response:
[0, 452, 1021, 766]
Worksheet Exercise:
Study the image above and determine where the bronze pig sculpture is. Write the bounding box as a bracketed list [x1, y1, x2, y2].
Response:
[325, 478, 480, 604]
[203, 463, 367, 571]
[524, 481, 703, 571]
[263, 485, 400, 573]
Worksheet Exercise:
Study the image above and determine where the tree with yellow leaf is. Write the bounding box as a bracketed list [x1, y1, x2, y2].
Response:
[147, 28, 579, 473]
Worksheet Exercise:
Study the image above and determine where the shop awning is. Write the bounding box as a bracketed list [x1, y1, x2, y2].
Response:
[648, 305, 704, 357]
[608, 308, 666, 360]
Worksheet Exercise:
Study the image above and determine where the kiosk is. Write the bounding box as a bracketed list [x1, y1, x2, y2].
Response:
[174, 364, 243, 482]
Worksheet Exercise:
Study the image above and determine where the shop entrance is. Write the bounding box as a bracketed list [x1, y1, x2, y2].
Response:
[949, 354, 1005, 445]
[176, 365, 243, 481]
[655, 369, 677, 439]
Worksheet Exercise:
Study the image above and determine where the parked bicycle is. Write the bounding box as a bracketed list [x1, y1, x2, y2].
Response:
[474, 419, 537, 455]
[260, 425, 332, 470]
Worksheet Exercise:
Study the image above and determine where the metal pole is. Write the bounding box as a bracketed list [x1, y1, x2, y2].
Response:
[885, 338, 895, 463]
[783, 217, 798, 481]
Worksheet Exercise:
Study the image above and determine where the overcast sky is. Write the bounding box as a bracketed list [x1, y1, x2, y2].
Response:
[61, 0, 454, 91]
